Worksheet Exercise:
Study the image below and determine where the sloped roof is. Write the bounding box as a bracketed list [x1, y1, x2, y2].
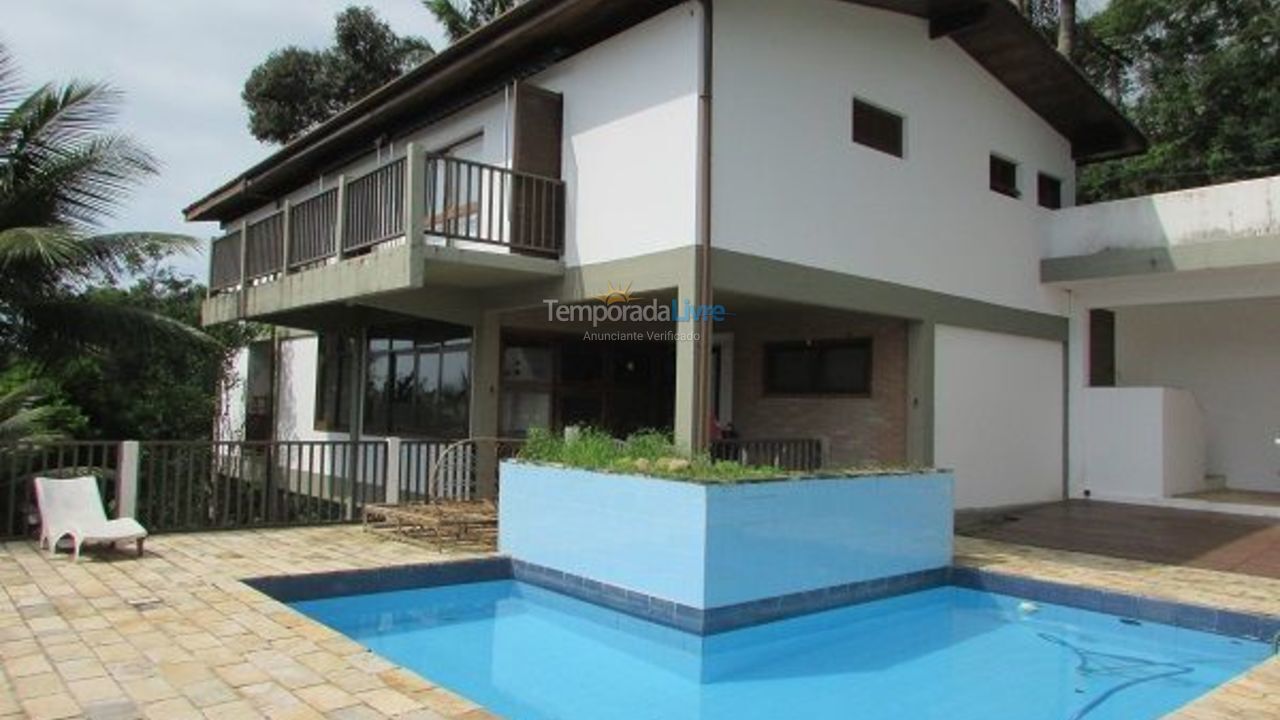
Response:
[186, 0, 1145, 222]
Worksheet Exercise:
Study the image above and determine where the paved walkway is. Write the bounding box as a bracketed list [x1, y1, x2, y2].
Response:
[0, 527, 1275, 719]
[960, 499, 1280, 579]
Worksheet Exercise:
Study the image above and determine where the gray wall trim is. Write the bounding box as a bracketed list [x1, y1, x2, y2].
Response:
[1041, 233, 1280, 283]
[711, 249, 1068, 342]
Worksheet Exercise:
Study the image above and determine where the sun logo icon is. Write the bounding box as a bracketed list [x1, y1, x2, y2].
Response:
[594, 281, 637, 305]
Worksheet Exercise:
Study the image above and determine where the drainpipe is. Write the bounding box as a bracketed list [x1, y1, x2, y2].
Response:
[694, 0, 715, 450]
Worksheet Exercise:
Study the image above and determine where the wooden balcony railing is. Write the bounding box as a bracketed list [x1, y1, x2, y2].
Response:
[209, 230, 241, 292]
[710, 437, 824, 472]
[288, 189, 338, 270]
[245, 212, 284, 280]
[343, 159, 405, 253]
[425, 155, 564, 255]
[207, 146, 564, 296]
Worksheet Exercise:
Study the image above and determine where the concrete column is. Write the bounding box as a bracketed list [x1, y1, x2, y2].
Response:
[236, 220, 248, 287]
[334, 174, 349, 259]
[117, 441, 139, 519]
[404, 142, 424, 246]
[280, 199, 292, 274]
[345, 329, 366, 520]
[673, 280, 704, 451]
[470, 311, 502, 499]
[385, 437, 402, 505]
[906, 320, 936, 467]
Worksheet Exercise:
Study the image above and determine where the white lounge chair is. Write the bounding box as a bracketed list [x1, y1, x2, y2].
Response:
[34, 476, 147, 561]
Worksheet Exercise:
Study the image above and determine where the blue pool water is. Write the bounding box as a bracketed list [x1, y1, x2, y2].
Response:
[293, 581, 1267, 720]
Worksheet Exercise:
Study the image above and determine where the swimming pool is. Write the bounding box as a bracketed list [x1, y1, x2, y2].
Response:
[292, 579, 1268, 720]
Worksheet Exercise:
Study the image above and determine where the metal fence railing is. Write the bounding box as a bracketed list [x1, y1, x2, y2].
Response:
[710, 437, 824, 472]
[136, 440, 387, 533]
[0, 442, 119, 538]
[2, 436, 540, 539]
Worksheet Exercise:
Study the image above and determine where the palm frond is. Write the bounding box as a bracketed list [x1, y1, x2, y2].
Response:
[0, 44, 23, 119]
[0, 382, 67, 444]
[23, 299, 222, 353]
[1, 81, 157, 233]
[0, 405, 67, 444]
[0, 226, 81, 272]
[422, 0, 474, 42]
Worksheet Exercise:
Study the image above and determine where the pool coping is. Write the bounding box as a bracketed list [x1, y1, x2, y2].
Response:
[246, 556, 1280, 643]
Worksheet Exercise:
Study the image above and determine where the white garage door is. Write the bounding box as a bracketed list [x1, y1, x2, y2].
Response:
[934, 325, 1064, 509]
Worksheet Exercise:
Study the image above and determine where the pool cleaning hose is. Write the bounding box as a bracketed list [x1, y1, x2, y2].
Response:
[1038, 633, 1193, 720]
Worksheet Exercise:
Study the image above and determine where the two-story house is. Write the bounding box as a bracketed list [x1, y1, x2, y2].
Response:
[188, 0, 1280, 512]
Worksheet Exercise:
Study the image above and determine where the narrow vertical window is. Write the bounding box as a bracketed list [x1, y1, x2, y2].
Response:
[989, 155, 1020, 198]
[1037, 173, 1063, 209]
[852, 99, 904, 158]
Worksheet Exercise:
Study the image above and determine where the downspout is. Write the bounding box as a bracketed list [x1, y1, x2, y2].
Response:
[694, 0, 715, 450]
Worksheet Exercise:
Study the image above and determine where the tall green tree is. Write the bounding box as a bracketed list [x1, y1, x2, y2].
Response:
[1076, 0, 1280, 201]
[243, 7, 433, 144]
[0, 44, 207, 362]
[51, 261, 257, 440]
[422, 0, 517, 43]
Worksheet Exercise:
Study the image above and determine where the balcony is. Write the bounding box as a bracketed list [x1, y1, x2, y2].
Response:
[206, 149, 566, 317]
[1042, 174, 1280, 284]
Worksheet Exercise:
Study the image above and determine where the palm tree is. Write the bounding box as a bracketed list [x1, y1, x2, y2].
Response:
[423, 0, 518, 43]
[0, 44, 208, 359]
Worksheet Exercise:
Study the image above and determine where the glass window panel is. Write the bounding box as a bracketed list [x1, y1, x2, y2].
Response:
[438, 349, 470, 436]
[502, 390, 552, 435]
[612, 350, 652, 388]
[819, 344, 871, 394]
[560, 343, 601, 384]
[503, 346, 553, 382]
[765, 346, 812, 394]
[390, 351, 416, 432]
[365, 352, 389, 434]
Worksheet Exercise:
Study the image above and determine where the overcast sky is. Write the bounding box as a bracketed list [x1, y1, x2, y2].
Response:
[1, 0, 448, 278]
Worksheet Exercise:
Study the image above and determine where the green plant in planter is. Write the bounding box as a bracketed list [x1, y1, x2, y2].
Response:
[516, 428, 788, 483]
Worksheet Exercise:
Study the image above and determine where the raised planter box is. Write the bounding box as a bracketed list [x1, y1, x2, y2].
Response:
[499, 462, 953, 631]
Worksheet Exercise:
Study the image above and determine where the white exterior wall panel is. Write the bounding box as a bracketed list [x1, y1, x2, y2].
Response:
[711, 0, 1074, 315]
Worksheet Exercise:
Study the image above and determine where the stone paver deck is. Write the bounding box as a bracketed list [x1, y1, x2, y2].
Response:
[0, 527, 1275, 719]
[0, 527, 493, 720]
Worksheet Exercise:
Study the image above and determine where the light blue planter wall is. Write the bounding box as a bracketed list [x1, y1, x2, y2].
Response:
[499, 462, 953, 610]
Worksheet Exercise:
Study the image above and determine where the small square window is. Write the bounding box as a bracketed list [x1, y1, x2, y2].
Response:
[852, 99, 904, 158]
[989, 155, 1020, 198]
[1037, 173, 1063, 209]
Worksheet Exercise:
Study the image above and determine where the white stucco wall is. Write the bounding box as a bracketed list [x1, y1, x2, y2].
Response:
[1080, 387, 1205, 500]
[934, 325, 1064, 508]
[1114, 299, 1280, 492]
[712, 0, 1073, 315]
[215, 347, 248, 441]
[274, 336, 349, 443]
[1046, 174, 1280, 259]
[531, 3, 701, 266]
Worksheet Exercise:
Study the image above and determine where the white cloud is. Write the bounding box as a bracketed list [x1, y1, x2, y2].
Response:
[1, 0, 447, 278]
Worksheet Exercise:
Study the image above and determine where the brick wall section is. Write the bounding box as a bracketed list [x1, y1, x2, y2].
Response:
[726, 309, 908, 466]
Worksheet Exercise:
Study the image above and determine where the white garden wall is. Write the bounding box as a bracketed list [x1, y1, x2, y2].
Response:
[1115, 299, 1280, 492]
